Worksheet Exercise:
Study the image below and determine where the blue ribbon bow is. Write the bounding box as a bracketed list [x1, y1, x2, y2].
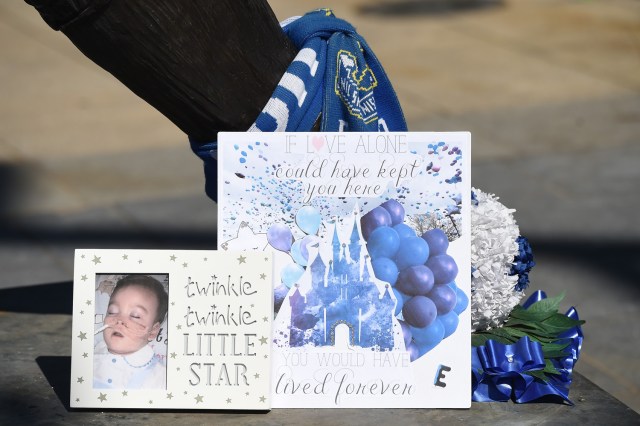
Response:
[472, 291, 583, 404]
[190, 9, 407, 201]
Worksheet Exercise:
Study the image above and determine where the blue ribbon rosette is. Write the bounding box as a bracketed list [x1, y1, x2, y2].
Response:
[472, 290, 584, 404]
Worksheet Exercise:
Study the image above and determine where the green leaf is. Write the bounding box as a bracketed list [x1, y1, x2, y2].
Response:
[498, 327, 530, 338]
[540, 340, 572, 358]
[541, 314, 584, 329]
[535, 318, 583, 335]
[539, 342, 570, 353]
[526, 291, 566, 314]
[509, 305, 555, 322]
[543, 359, 562, 376]
[523, 361, 562, 383]
[509, 330, 558, 343]
[542, 350, 571, 359]
[504, 317, 541, 328]
[472, 334, 490, 347]
[483, 328, 520, 343]
[523, 370, 548, 382]
[503, 320, 558, 338]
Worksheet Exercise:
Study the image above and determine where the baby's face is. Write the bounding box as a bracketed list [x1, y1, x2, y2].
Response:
[103, 286, 160, 355]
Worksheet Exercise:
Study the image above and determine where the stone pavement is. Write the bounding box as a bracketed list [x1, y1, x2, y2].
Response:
[1, 0, 639, 418]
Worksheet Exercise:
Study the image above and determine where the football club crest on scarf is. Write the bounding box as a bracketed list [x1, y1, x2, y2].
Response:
[334, 49, 379, 125]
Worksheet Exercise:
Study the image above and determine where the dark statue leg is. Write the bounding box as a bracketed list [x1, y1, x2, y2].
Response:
[26, 0, 298, 141]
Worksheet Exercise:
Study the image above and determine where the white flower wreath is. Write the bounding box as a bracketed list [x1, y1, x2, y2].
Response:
[470, 188, 525, 331]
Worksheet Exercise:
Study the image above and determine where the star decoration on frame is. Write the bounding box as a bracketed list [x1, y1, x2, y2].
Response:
[195, 394, 203, 404]
[92, 255, 101, 265]
[98, 393, 107, 402]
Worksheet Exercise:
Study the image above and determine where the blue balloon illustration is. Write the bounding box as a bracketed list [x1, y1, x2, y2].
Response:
[410, 319, 444, 356]
[361, 207, 392, 240]
[439, 311, 459, 339]
[367, 226, 400, 259]
[398, 319, 412, 348]
[393, 223, 416, 239]
[453, 287, 469, 315]
[380, 199, 405, 225]
[392, 287, 406, 316]
[296, 206, 322, 235]
[281, 263, 305, 288]
[395, 236, 430, 271]
[425, 254, 458, 285]
[290, 240, 308, 266]
[371, 257, 399, 285]
[300, 235, 319, 259]
[422, 228, 449, 256]
[407, 341, 420, 362]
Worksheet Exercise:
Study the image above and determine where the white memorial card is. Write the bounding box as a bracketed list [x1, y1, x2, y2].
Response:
[218, 132, 471, 408]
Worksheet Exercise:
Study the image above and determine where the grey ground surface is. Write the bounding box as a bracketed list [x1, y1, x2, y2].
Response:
[1, 0, 639, 421]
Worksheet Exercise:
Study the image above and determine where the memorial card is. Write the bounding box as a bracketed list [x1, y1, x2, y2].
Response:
[70, 249, 273, 409]
[218, 132, 472, 408]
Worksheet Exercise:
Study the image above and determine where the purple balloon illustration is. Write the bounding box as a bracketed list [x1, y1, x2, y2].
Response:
[267, 223, 294, 252]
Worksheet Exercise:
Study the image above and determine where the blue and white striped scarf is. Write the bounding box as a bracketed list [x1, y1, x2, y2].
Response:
[191, 9, 407, 201]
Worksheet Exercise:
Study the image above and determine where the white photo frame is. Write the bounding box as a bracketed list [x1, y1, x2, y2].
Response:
[71, 249, 273, 410]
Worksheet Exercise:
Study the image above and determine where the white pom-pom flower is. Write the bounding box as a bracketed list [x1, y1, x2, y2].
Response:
[471, 188, 524, 331]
